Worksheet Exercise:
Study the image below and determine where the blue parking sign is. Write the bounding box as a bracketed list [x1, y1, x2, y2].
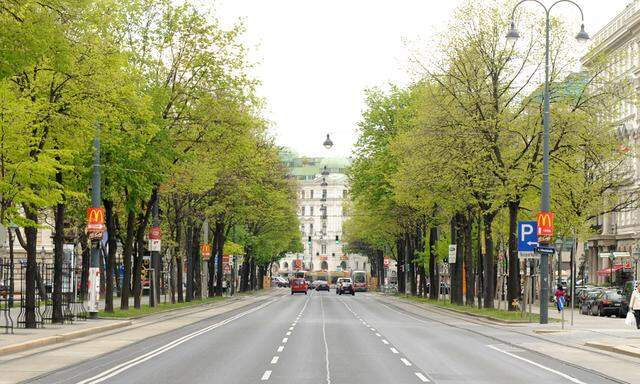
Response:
[518, 221, 538, 252]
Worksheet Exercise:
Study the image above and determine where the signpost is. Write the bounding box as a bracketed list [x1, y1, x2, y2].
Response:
[200, 244, 211, 261]
[448, 245, 457, 264]
[383, 257, 389, 269]
[518, 221, 538, 258]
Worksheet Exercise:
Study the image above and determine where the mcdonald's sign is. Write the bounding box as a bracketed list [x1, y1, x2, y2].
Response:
[293, 259, 302, 270]
[537, 211, 554, 236]
[86, 207, 105, 234]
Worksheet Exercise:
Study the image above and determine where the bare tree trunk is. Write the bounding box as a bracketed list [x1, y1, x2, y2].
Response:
[52, 194, 65, 323]
[476, 215, 483, 308]
[397, 237, 405, 294]
[464, 208, 475, 306]
[507, 200, 521, 311]
[104, 200, 117, 313]
[23, 205, 38, 328]
[483, 213, 496, 309]
[120, 209, 135, 310]
[428, 225, 439, 300]
[214, 219, 225, 296]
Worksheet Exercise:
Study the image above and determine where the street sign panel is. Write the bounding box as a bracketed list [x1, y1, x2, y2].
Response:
[537, 211, 554, 236]
[448, 245, 457, 263]
[200, 244, 211, 260]
[518, 221, 538, 252]
[293, 259, 302, 270]
[149, 239, 161, 252]
[384, 257, 390, 269]
[534, 246, 556, 255]
[148, 226, 162, 240]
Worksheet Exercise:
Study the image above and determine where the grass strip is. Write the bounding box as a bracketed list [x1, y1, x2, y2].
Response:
[399, 294, 549, 322]
[99, 296, 225, 318]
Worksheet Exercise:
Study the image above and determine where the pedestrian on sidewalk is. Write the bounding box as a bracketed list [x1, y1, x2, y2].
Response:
[554, 285, 566, 312]
[629, 284, 640, 329]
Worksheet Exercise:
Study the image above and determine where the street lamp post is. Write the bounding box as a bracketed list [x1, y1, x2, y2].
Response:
[507, 0, 589, 324]
[8, 223, 17, 307]
[633, 242, 640, 283]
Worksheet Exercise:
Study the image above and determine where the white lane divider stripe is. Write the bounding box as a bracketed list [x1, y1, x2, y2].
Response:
[382, 339, 389, 345]
[262, 370, 272, 381]
[277, 346, 284, 352]
[375, 333, 381, 337]
[282, 337, 288, 343]
[390, 347, 399, 354]
[289, 327, 294, 330]
[415, 372, 430, 382]
[271, 356, 279, 364]
[400, 358, 412, 366]
[76, 299, 277, 384]
[487, 345, 587, 384]
[286, 331, 291, 336]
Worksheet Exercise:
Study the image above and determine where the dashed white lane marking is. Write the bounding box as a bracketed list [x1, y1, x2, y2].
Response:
[261, 370, 272, 381]
[375, 333, 381, 337]
[289, 327, 294, 330]
[76, 299, 277, 384]
[400, 358, 412, 366]
[382, 339, 389, 345]
[415, 372, 430, 382]
[286, 331, 291, 336]
[370, 328, 376, 331]
[271, 356, 279, 364]
[390, 347, 399, 354]
[487, 345, 587, 384]
[277, 346, 284, 352]
[282, 337, 288, 343]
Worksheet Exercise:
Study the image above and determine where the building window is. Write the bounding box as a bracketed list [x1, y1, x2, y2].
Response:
[310, 223, 313, 234]
[321, 244, 327, 254]
[301, 190, 305, 199]
[321, 261, 328, 270]
[322, 189, 327, 199]
[310, 206, 314, 216]
[310, 190, 314, 199]
[301, 206, 306, 216]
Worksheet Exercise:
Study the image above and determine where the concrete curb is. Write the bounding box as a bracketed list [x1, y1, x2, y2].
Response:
[0, 320, 131, 357]
[585, 341, 640, 359]
[96, 297, 235, 320]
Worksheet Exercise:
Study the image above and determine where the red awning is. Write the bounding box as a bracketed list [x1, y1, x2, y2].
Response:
[596, 265, 623, 277]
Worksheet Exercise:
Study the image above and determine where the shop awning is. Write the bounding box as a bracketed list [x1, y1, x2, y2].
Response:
[596, 265, 623, 277]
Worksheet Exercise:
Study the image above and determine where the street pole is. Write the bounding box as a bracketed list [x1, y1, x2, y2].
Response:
[149, 197, 160, 307]
[609, 255, 614, 286]
[570, 229, 576, 326]
[88, 124, 101, 319]
[507, 0, 589, 325]
[8, 226, 15, 307]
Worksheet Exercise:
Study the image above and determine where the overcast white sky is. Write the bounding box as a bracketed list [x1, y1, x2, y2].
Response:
[209, 0, 632, 157]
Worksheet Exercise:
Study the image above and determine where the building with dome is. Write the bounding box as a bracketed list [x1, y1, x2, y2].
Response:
[277, 150, 369, 282]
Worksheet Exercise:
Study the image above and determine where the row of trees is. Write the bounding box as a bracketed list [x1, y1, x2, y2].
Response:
[345, 0, 636, 309]
[0, 0, 301, 327]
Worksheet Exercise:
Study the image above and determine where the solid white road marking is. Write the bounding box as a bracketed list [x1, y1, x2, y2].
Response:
[261, 370, 272, 381]
[271, 356, 279, 364]
[76, 299, 277, 384]
[487, 345, 587, 384]
[286, 331, 291, 336]
[282, 337, 288, 343]
[390, 347, 399, 354]
[401, 358, 412, 366]
[415, 372, 430, 382]
[320, 294, 332, 384]
[277, 346, 284, 352]
[382, 339, 389, 345]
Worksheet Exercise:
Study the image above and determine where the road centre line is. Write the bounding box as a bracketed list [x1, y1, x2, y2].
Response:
[277, 346, 284, 352]
[261, 370, 272, 381]
[75, 299, 277, 384]
[282, 337, 288, 343]
[487, 345, 587, 384]
[271, 356, 279, 364]
[286, 331, 291, 336]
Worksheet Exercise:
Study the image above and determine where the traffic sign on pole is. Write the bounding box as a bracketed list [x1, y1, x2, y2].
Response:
[448, 245, 457, 263]
[518, 221, 538, 253]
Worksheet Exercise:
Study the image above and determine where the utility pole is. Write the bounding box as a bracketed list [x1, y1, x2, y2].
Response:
[87, 124, 103, 319]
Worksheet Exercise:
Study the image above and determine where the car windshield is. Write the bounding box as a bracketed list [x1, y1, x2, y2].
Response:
[342, 279, 351, 283]
[605, 292, 621, 300]
[354, 275, 365, 283]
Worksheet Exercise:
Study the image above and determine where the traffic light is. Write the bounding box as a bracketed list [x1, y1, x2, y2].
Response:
[307, 236, 312, 245]
[335, 235, 339, 245]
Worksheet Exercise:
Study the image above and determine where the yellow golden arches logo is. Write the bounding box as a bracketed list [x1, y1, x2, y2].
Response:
[87, 208, 105, 225]
[537, 211, 554, 235]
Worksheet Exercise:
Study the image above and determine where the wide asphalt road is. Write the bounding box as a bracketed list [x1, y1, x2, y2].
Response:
[26, 290, 622, 384]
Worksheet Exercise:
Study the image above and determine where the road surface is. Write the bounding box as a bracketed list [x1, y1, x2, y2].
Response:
[25, 291, 624, 384]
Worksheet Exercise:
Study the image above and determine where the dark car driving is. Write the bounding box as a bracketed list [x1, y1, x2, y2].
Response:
[314, 280, 330, 291]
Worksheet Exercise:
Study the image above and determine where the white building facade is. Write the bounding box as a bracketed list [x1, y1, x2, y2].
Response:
[582, 1, 640, 284]
[277, 154, 368, 282]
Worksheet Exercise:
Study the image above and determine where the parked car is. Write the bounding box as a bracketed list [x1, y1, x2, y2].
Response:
[307, 280, 316, 290]
[580, 290, 600, 315]
[592, 290, 628, 317]
[290, 278, 308, 295]
[577, 287, 602, 308]
[336, 278, 354, 295]
[314, 280, 330, 291]
[271, 276, 289, 288]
